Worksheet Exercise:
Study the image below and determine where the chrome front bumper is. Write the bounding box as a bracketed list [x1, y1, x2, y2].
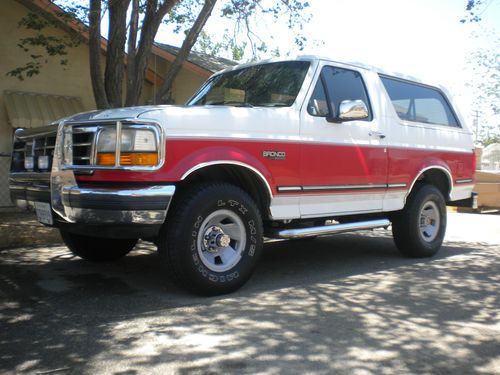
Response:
[11, 178, 175, 225]
[60, 185, 175, 224]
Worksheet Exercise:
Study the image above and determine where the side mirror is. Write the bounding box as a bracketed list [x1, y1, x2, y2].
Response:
[327, 100, 369, 123]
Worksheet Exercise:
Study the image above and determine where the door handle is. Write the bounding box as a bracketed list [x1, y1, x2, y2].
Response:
[369, 131, 386, 139]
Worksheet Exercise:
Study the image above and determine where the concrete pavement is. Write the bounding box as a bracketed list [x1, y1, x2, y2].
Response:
[0, 213, 499, 374]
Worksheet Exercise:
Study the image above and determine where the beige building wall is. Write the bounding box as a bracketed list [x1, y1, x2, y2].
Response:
[147, 54, 207, 105]
[0, 0, 99, 154]
[172, 68, 207, 104]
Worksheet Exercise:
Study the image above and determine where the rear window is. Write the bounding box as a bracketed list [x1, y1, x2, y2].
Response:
[380, 76, 460, 127]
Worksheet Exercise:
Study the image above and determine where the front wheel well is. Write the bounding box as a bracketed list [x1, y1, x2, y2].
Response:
[175, 164, 271, 218]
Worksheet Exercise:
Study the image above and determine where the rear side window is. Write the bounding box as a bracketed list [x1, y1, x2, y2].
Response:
[380, 76, 459, 127]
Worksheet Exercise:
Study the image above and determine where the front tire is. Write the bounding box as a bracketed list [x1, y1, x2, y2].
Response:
[60, 230, 137, 261]
[159, 183, 263, 295]
[392, 184, 447, 257]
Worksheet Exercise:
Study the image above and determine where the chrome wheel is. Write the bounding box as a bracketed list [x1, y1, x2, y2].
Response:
[160, 183, 263, 295]
[197, 209, 247, 272]
[418, 200, 440, 242]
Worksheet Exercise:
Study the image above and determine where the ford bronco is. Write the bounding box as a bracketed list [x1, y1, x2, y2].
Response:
[9, 57, 476, 294]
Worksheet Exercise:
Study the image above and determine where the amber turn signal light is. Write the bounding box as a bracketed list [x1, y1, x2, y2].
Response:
[97, 152, 158, 166]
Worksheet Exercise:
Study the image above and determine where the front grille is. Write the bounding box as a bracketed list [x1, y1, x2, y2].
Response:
[11, 134, 56, 173]
[34, 135, 56, 158]
[11, 120, 161, 173]
[11, 127, 97, 173]
[11, 141, 26, 172]
[72, 128, 95, 166]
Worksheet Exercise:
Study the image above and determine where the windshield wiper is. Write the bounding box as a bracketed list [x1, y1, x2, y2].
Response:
[206, 101, 254, 108]
[255, 103, 290, 107]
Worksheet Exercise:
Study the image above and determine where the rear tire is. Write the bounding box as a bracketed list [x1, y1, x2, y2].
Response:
[60, 230, 137, 261]
[392, 184, 447, 257]
[158, 183, 263, 295]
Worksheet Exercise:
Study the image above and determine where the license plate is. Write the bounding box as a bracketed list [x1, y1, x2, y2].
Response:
[35, 202, 53, 225]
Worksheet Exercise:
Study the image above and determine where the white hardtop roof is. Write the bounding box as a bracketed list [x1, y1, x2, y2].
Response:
[215, 55, 447, 92]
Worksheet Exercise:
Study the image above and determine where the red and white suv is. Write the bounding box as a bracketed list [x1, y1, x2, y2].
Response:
[10, 57, 476, 294]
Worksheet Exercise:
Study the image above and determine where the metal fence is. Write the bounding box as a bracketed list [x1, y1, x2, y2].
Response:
[0, 154, 13, 207]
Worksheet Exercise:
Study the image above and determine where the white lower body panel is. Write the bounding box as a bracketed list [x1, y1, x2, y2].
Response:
[450, 183, 474, 201]
[270, 191, 388, 220]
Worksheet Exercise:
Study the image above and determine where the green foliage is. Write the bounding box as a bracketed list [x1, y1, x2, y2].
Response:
[482, 135, 500, 147]
[196, 30, 246, 61]
[6, 12, 81, 81]
[7, 61, 42, 81]
[18, 12, 50, 30]
[194, 1, 310, 62]
[195, 29, 287, 62]
[467, 32, 500, 144]
[472, 50, 500, 115]
[475, 121, 500, 145]
[163, 0, 202, 34]
[219, 0, 310, 57]
[460, 0, 494, 23]
[57, 3, 89, 22]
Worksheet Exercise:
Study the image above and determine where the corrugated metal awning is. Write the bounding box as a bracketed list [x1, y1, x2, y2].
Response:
[3, 90, 85, 128]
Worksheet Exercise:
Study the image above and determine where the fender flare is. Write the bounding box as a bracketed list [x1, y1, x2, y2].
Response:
[406, 165, 453, 202]
[180, 160, 274, 199]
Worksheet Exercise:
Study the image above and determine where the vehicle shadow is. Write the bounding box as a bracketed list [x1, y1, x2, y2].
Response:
[0, 231, 498, 374]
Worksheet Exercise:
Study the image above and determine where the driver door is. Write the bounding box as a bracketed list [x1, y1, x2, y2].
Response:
[299, 63, 388, 217]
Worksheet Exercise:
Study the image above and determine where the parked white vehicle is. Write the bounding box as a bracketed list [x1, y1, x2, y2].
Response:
[10, 56, 476, 294]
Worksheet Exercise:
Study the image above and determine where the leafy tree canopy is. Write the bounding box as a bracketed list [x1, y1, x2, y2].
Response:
[461, 1, 499, 144]
[460, 0, 495, 23]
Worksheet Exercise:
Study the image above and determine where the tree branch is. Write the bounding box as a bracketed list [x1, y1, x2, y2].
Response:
[126, 0, 140, 99]
[125, 0, 180, 106]
[156, 0, 217, 103]
[105, 0, 130, 107]
[88, 0, 109, 109]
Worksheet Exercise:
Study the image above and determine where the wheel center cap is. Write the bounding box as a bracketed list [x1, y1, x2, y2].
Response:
[203, 226, 231, 252]
[216, 233, 231, 248]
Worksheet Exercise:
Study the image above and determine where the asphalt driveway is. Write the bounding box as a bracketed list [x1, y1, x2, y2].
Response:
[0, 213, 499, 374]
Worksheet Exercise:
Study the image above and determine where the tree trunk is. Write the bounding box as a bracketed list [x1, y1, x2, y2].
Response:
[125, 0, 140, 105]
[155, 0, 217, 104]
[105, 0, 130, 108]
[125, 0, 179, 106]
[88, 0, 109, 109]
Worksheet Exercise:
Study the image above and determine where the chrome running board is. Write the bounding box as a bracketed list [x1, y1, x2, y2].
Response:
[275, 219, 391, 239]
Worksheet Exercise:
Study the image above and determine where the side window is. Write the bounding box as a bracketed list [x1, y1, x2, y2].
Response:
[307, 79, 329, 116]
[380, 76, 460, 127]
[308, 66, 372, 120]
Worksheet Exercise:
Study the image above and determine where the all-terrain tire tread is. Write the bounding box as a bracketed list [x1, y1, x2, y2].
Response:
[158, 182, 263, 294]
[392, 183, 446, 258]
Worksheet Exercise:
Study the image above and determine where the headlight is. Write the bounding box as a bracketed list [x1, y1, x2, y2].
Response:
[96, 128, 117, 152]
[38, 155, 50, 170]
[132, 130, 157, 151]
[96, 127, 159, 166]
[24, 156, 34, 170]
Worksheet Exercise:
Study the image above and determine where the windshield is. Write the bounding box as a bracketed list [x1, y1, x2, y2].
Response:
[187, 61, 310, 108]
